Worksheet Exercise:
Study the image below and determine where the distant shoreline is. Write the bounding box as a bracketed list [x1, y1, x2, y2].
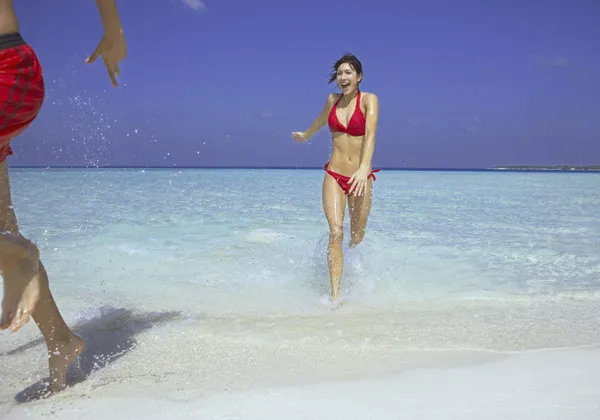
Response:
[492, 165, 600, 172]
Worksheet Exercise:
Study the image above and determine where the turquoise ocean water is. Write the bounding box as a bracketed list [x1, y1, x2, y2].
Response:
[1, 168, 600, 402]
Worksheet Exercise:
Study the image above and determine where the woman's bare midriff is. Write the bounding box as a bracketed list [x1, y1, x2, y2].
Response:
[0, 0, 18, 36]
[327, 133, 368, 177]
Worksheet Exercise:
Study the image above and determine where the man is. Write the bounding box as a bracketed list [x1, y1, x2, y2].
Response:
[0, 0, 127, 394]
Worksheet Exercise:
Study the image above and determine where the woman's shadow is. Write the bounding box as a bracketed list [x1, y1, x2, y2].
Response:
[1, 305, 182, 403]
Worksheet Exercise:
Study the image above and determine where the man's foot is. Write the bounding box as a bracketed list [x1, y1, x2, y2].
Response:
[47, 334, 84, 393]
[0, 232, 41, 332]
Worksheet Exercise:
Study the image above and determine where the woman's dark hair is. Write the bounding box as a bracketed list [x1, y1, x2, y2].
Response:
[328, 53, 363, 85]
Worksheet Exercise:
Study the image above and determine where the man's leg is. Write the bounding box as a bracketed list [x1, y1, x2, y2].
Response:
[0, 159, 84, 392]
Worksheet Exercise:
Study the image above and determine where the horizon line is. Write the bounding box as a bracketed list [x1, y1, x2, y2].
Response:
[9, 164, 600, 172]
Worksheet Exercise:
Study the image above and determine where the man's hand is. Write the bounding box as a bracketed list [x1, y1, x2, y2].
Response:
[86, 28, 127, 87]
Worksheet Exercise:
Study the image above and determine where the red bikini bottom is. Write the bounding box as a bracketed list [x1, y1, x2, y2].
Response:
[323, 161, 380, 195]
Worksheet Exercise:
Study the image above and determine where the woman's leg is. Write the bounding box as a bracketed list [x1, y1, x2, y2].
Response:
[348, 178, 373, 247]
[322, 172, 347, 301]
[0, 159, 83, 393]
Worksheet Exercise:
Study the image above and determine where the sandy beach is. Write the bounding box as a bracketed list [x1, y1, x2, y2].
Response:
[2, 302, 600, 419]
[2, 344, 599, 419]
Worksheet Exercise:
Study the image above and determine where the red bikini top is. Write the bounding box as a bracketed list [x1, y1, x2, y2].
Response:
[327, 91, 366, 137]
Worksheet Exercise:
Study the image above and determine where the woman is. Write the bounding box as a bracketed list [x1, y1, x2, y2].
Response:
[292, 53, 379, 303]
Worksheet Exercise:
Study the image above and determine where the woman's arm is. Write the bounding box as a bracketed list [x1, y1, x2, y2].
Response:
[359, 93, 379, 170]
[295, 94, 336, 142]
[348, 93, 379, 196]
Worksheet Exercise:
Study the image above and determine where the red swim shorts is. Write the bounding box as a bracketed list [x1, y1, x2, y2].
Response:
[0, 33, 45, 164]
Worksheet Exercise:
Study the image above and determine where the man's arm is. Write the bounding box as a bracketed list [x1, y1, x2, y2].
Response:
[86, 0, 127, 87]
[94, 0, 123, 35]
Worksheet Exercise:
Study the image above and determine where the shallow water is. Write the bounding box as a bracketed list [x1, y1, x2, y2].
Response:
[1, 168, 600, 405]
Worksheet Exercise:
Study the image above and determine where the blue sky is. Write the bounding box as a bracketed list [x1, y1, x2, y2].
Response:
[10, 0, 600, 168]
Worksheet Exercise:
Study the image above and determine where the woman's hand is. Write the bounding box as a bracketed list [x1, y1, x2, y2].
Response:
[291, 132, 307, 143]
[348, 167, 370, 196]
